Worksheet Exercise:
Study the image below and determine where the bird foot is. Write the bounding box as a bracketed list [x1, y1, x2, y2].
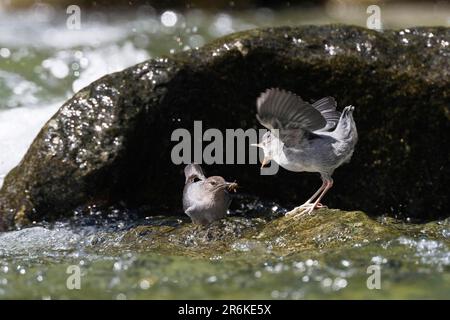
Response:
[286, 203, 327, 219]
[286, 203, 314, 218]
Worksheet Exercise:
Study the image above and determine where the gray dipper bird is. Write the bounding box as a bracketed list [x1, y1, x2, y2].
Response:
[252, 88, 358, 216]
[183, 164, 238, 225]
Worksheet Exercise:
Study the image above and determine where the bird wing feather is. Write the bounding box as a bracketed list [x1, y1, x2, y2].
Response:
[311, 97, 341, 132]
[256, 88, 327, 147]
[184, 163, 206, 183]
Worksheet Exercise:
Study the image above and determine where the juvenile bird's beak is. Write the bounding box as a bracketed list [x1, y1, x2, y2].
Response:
[250, 143, 261, 148]
[225, 182, 238, 192]
[261, 157, 270, 169]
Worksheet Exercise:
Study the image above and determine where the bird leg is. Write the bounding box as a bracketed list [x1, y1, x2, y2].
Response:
[286, 179, 326, 216]
[300, 181, 326, 207]
[288, 178, 333, 217]
[301, 179, 333, 215]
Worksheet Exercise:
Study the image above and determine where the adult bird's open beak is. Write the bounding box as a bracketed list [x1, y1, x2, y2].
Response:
[250, 143, 269, 168]
[260, 157, 270, 169]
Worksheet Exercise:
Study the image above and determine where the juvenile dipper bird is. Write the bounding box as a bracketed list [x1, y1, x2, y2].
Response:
[253, 88, 357, 216]
[183, 164, 238, 225]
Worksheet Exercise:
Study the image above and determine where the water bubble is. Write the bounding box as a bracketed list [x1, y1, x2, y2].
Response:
[371, 255, 387, 264]
[210, 14, 233, 36]
[42, 58, 69, 79]
[305, 259, 318, 267]
[291, 291, 303, 299]
[293, 261, 306, 272]
[341, 260, 351, 267]
[442, 229, 450, 238]
[292, 38, 302, 45]
[161, 11, 178, 27]
[321, 277, 333, 287]
[139, 279, 151, 289]
[79, 57, 89, 68]
[189, 34, 205, 48]
[332, 278, 348, 290]
[113, 262, 122, 271]
[116, 293, 127, 300]
[0, 48, 11, 58]
[271, 290, 288, 299]
[74, 51, 83, 59]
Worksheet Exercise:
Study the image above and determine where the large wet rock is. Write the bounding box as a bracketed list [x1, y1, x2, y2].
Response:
[0, 25, 449, 230]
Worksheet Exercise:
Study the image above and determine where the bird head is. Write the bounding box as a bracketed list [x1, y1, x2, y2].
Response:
[251, 131, 276, 169]
[203, 176, 238, 199]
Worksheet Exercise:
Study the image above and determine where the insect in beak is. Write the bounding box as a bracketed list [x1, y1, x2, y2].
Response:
[225, 182, 238, 192]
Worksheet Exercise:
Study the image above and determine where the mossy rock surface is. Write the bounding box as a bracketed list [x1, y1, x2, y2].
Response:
[90, 209, 403, 259]
[86, 208, 450, 261]
[0, 25, 449, 230]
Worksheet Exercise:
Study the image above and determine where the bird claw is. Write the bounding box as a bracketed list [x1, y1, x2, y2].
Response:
[286, 203, 315, 218]
[286, 202, 327, 219]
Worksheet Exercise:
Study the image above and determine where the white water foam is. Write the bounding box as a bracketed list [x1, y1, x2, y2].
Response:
[0, 35, 149, 190]
[0, 103, 60, 188]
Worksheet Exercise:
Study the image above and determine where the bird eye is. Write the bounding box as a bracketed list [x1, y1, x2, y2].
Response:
[193, 177, 201, 183]
[210, 181, 217, 186]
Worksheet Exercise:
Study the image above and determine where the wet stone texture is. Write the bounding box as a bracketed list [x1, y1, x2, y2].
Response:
[88, 208, 449, 260]
[0, 25, 449, 230]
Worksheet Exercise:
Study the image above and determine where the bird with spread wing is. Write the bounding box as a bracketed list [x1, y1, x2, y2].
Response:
[252, 88, 358, 216]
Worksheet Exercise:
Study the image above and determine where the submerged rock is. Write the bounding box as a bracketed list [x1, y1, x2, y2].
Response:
[0, 25, 449, 230]
[93, 209, 405, 258]
[86, 207, 449, 263]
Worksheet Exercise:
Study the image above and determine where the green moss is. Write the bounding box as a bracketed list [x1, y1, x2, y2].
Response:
[91, 209, 400, 259]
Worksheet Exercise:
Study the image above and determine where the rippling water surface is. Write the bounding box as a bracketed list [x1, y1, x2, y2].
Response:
[0, 204, 449, 299]
[0, 5, 449, 299]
